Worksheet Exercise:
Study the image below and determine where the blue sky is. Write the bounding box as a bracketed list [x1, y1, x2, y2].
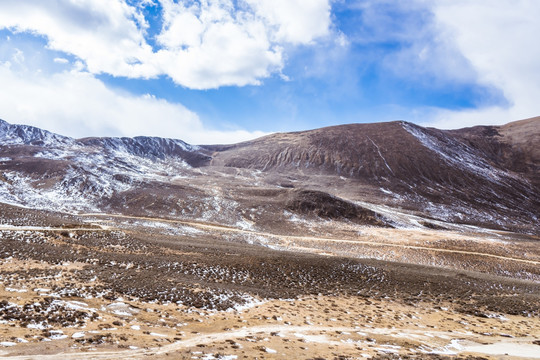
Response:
[0, 0, 538, 144]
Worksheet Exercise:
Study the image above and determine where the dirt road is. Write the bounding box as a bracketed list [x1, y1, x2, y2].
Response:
[79, 212, 540, 266]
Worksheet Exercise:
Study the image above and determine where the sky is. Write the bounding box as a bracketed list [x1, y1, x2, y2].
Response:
[0, 0, 538, 144]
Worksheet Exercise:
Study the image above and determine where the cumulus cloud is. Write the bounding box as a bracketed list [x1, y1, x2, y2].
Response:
[424, 0, 540, 127]
[245, 0, 331, 44]
[0, 0, 332, 89]
[0, 63, 266, 144]
[155, 0, 283, 89]
[0, 0, 336, 142]
[0, 0, 156, 78]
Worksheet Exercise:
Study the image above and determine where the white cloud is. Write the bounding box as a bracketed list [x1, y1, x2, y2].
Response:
[156, 1, 283, 89]
[0, 0, 332, 89]
[0, 64, 266, 144]
[11, 48, 25, 65]
[383, 33, 478, 88]
[245, 0, 331, 44]
[0, 0, 157, 78]
[352, 1, 478, 88]
[53, 57, 69, 64]
[0, 0, 331, 143]
[424, 0, 540, 128]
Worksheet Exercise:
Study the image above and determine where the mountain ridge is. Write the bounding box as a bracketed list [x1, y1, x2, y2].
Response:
[1, 117, 538, 233]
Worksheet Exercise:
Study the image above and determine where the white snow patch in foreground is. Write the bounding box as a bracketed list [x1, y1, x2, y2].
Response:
[150, 332, 168, 337]
[4, 287, 27, 293]
[461, 342, 540, 358]
[106, 302, 138, 316]
[228, 295, 267, 313]
[294, 333, 331, 343]
[203, 355, 237, 360]
[26, 322, 48, 330]
[419, 339, 462, 355]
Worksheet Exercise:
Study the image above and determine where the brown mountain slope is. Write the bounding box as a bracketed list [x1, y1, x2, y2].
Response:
[208, 122, 411, 178]
[1, 117, 538, 232]
[448, 116, 540, 187]
[204, 120, 539, 231]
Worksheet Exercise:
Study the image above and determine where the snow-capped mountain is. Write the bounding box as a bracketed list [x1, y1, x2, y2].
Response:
[78, 136, 210, 165]
[0, 119, 210, 213]
[0, 119, 73, 147]
[0, 117, 538, 233]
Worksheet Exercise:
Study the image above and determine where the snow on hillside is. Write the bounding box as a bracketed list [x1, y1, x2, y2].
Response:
[401, 122, 513, 183]
[0, 119, 203, 212]
[0, 119, 73, 147]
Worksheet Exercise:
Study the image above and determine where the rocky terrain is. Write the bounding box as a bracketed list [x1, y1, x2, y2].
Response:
[1, 117, 538, 233]
[0, 117, 539, 359]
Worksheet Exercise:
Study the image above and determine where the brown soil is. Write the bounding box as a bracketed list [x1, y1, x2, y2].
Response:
[1, 204, 539, 359]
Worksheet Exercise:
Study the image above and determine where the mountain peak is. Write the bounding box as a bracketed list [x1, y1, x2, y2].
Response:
[0, 119, 72, 147]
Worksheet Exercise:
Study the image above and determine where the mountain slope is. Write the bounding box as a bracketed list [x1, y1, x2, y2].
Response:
[0, 119, 72, 146]
[448, 116, 540, 187]
[79, 136, 210, 166]
[206, 120, 539, 231]
[0, 119, 210, 212]
[0, 117, 538, 233]
[208, 119, 539, 185]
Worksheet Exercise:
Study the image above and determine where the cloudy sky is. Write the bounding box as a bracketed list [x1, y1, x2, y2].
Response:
[0, 0, 538, 144]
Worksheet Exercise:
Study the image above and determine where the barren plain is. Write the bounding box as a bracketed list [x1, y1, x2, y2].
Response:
[1, 203, 539, 359]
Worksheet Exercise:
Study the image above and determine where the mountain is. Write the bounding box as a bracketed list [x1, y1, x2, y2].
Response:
[0, 118, 72, 146]
[0, 119, 210, 213]
[448, 116, 540, 187]
[0, 117, 538, 233]
[206, 119, 539, 231]
[78, 136, 210, 166]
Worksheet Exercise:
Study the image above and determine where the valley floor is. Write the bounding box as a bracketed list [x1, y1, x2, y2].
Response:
[0, 206, 539, 359]
[1, 286, 539, 360]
